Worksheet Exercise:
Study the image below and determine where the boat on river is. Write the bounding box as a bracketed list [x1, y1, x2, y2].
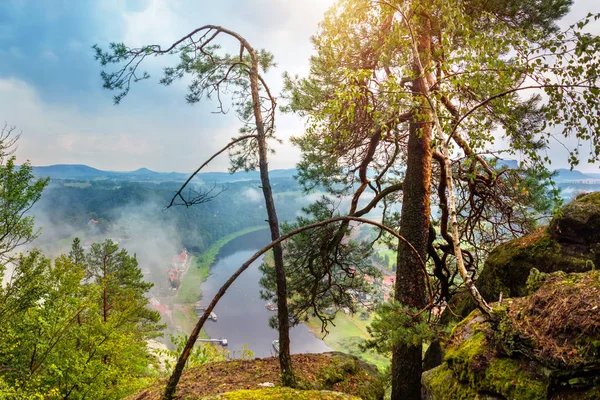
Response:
[193, 303, 217, 321]
[198, 337, 228, 346]
[265, 303, 278, 311]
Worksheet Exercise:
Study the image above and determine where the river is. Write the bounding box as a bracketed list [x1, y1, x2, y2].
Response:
[199, 229, 332, 358]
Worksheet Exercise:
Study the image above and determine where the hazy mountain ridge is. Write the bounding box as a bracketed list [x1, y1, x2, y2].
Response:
[31, 163, 600, 182]
[31, 164, 298, 182]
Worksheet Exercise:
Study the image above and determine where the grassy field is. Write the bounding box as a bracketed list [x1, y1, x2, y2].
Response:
[63, 181, 92, 188]
[173, 307, 191, 331]
[172, 306, 209, 338]
[376, 249, 396, 270]
[175, 225, 267, 304]
[307, 312, 390, 370]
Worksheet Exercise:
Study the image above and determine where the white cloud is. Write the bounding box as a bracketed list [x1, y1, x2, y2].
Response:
[0, 77, 258, 171]
[3, 0, 597, 174]
[122, 0, 184, 46]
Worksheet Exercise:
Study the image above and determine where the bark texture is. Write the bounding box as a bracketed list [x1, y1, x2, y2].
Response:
[391, 12, 433, 400]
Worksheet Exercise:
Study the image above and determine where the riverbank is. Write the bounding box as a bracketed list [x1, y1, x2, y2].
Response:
[262, 252, 388, 369]
[172, 225, 268, 331]
[306, 314, 389, 371]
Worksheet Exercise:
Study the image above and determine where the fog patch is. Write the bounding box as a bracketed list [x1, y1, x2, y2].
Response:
[242, 187, 262, 203]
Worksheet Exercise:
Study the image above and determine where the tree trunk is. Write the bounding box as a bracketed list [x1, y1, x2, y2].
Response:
[391, 13, 433, 400]
[256, 135, 293, 386]
[248, 49, 294, 387]
[161, 29, 293, 399]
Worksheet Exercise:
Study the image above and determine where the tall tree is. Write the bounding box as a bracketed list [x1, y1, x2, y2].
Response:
[284, 0, 599, 398]
[0, 242, 162, 399]
[85, 239, 160, 331]
[94, 26, 295, 397]
[0, 124, 48, 261]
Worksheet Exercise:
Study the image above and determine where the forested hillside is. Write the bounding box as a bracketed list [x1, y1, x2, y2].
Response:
[30, 175, 309, 255]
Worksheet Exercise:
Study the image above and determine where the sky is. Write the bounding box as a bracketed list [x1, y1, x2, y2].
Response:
[0, 0, 599, 173]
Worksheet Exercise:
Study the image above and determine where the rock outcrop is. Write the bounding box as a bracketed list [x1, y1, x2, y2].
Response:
[422, 269, 600, 399]
[449, 192, 600, 321]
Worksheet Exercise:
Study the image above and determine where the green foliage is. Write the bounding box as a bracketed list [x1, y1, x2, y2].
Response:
[0, 154, 48, 261]
[281, 6, 600, 371]
[260, 199, 379, 330]
[364, 300, 448, 355]
[0, 240, 164, 399]
[159, 334, 230, 374]
[278, 1, 600, 319]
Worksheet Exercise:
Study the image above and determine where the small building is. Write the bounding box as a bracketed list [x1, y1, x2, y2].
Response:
[171, 249, 188, 270]
[383, 276, 396, 288]
[167, 267, 180, 289]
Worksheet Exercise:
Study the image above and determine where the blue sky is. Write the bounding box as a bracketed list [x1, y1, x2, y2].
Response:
[0, 0, 599, 172]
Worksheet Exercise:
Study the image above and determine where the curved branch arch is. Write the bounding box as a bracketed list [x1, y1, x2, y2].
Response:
[162, 215, 427, 399]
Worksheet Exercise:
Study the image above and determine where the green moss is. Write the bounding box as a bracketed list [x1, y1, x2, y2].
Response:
[317, 356, 359, 386]
[526, 268, 550, 294]
[577, 192, 600, 207]
[445, 331, 488, 381]
[443, 331, 549, 399]
[422, 364, 480, 400]
[441, 311, 550, 399]
[201, 388, 360, 399]
[471, 231, 595, 320]
[484, 358, 548, 400]
[306, 353, 384, 400]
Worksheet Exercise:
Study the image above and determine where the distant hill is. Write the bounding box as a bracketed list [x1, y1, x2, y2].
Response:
[31, 164, 297, 183]
[32, 164, 108, 179]
[497, 159, 518, 169]
[554, 168, 594, 181]
[491, 161, 596, 182]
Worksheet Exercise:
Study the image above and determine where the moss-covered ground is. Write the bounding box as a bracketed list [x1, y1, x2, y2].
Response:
[203, 387, 360, 399]
[128, 353, 384, 400]
[425, 270, 600, 399]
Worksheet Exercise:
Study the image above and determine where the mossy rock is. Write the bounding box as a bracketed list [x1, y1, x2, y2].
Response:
[202, 387, 360, 399]
[477, 227, 596, 302]
[423, 310, 552, 399]
[549, 192, 600, 245]
[421, 364, 493, 400]
[423, 270, 600, 399]
[447, 193, 600, 323]
[497, 270, 600, 370]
